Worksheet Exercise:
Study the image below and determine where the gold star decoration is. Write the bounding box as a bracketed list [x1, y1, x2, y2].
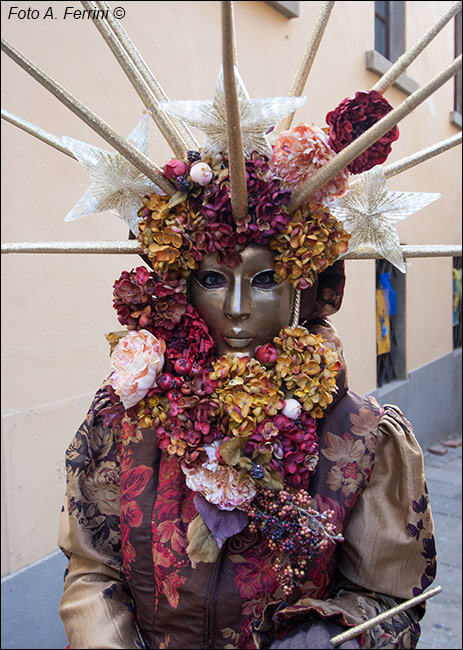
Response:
[329, 167, 441, 272]
[63, 114, 159, 235]
[160, 65, 306, 157]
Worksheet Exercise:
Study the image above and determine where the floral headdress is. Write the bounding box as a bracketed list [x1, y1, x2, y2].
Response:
[2, 0, 461, 596]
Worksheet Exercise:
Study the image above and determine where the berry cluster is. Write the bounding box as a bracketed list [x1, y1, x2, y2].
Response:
[243, 488, 343, 596]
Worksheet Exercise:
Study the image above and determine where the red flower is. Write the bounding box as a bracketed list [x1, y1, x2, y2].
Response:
[341, 461, 359, 479]
[163, 158, 188, 180]
[164, 305, 216, 365]
[326, 90, 399, 174]
[120, 500, 144, 527]
[120, 465, 153, 502]
[256, 343, 278, 365]
[113, 276, 146, 305]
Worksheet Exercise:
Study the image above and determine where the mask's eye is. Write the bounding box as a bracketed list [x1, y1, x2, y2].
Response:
[193, 271, 227, 289]
[252, 270, 278, 290]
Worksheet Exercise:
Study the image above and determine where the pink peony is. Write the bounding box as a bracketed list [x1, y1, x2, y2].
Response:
[182, 459, 256, 511]
[110, 330, 166, 408]
[270, 123, 349, 202]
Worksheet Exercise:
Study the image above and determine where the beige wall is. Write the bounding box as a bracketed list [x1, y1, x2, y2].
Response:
[2, 1, 461, 575]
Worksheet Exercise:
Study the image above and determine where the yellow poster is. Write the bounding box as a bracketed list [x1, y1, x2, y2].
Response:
[376, 289, 391, 355]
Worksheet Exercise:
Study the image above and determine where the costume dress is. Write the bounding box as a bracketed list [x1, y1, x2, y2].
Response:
[58, 269, 436, 649]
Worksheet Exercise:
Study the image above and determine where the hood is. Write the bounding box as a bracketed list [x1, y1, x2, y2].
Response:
[301, 259, 346, 322]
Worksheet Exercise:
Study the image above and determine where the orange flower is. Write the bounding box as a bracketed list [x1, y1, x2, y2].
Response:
[270, 203, 350, 290]
[274, 326, 340, 418]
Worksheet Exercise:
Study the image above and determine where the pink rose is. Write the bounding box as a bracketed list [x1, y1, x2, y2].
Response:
[110, 330, 166, 408]
[163, 158, 188, 180]
[190, 161, 213, 186]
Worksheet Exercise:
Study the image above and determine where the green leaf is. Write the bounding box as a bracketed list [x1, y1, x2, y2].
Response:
[238, 456, 253, 472]
[218, 437, 244, 467]
[186, 515, 220, 568]
[168, 191, 188, 207]
[258, 468, 284, 491]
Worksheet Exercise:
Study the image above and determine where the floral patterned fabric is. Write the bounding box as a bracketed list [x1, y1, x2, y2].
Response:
[58, 323, 435, 649]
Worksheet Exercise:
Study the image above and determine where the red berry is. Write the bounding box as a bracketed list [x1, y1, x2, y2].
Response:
[174, 358, 192, 375]
[156, 373, 176, 392]
[190, 361, 202, 376]
[167, 388, 182, 402]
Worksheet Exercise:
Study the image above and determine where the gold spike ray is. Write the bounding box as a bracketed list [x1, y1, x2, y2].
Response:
[288, 54, 462, 211]
[1, 109, 75, 159]
[81, 0, 197, 156]
[2, 242, 461, 259]
[1, 37, 175, 196]
[372, 1, 462, 95]
[276, 0, 335, 133]
[221, 1, 248, 221]
[94, 0, 198, 150]
[383, 133, 462, 179]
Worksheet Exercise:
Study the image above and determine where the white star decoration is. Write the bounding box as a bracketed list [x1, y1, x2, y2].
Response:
[329, 167, 441, 272]
[160, 66, 306, 157]
[63, 114, 159, 235]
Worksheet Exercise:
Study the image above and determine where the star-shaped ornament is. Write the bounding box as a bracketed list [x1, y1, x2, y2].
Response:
[329, 167, 440, 272]
[160, 66, 306, 157]
[63, 114, 159, 235]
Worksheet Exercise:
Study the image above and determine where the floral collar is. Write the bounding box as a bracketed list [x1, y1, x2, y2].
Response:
[108, 270, 345, 595]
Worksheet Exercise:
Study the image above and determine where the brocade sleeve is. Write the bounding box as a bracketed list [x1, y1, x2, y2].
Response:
[58, 386, 145, 649]
[254, 405, 436, 649]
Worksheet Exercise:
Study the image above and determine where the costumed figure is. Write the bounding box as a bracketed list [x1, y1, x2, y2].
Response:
[5, 1, 462, 648]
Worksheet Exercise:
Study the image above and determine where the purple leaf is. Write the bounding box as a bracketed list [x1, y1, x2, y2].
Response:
[193, 493, 248, 549]
[412, 495, 428, 513]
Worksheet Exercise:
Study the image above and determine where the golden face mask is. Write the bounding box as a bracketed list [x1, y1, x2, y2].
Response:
[190, 245, 294, 358]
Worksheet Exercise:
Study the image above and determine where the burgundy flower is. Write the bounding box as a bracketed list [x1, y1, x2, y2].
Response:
[272, 414, 319, 490]
[326, 90, 399, 174]
[112, 267, 189, 334]
[113, 276, 147, 305]
[163, 158, 188, 180]
[135, 266, 151, 286]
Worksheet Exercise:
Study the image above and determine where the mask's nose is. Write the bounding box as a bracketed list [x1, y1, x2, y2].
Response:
[223, 277, 252, 321]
